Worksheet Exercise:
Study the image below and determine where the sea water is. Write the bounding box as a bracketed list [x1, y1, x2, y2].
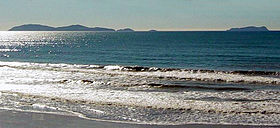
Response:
[0, 31, 280, 125]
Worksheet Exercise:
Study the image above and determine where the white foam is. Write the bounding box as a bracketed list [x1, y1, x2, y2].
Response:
[32, 104, 57, 110]
[125, 70, 280, 84]
[0, 49, 20, 52]
[104, 65, 123, 70]
[88, 108, 105, 114]
[1, 61, 280, 123]
[1, 61, 279, 85]
[2, 81, 280, 115]
[32, 104, 48, 109]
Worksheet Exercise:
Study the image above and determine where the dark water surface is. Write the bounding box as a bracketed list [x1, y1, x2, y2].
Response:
[1, 31, 279, 71]
[0, 31, 280, 125]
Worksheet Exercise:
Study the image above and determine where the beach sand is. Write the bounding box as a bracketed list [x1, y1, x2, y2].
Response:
[0, 109, 279, 128]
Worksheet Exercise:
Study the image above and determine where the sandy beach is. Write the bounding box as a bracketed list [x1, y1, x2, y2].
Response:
[0, 109, 278, 128]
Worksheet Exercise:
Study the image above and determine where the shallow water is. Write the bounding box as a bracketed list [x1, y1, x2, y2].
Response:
[0, 31, 280, 125]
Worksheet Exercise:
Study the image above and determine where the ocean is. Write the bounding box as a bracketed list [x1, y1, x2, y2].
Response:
[0, 31, 280, 125]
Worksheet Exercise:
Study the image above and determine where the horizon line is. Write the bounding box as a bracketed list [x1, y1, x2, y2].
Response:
[4, 24, 279, 32]
[0, 29, 280, 32]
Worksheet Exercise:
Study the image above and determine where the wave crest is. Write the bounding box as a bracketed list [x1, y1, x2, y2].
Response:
[0, 61, 280, 85]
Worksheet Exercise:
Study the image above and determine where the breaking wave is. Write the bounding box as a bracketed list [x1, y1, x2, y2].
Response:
[1, 61, 280, 125]
[0, 61, 279, 85]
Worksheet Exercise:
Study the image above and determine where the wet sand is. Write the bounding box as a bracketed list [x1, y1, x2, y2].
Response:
[0, 109, 279, 128]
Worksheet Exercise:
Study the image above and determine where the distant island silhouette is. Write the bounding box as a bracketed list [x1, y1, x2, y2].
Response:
[227, 26, 269, 32]
[8, 24, 271, 32]
[116, 28, 135, 32]
[149, 30, 157, 32]
[9, 24, 122, 32]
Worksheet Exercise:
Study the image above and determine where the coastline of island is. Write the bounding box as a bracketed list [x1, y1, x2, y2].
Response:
[8, 24, 136, 32]
[7, 24, 276, 32]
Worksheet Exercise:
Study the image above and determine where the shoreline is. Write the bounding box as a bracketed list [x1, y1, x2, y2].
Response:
[0, 109, 279, 128]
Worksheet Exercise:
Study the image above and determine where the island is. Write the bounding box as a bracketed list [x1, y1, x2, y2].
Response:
[8, 24, 56, 31]
[227, 26, 269, 32]
[9, 24, 115, 32]
[148, 30, 157, 32]
[116, 28, 135, 32]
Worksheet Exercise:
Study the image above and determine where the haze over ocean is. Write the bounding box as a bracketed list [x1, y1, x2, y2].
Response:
[1, 0, 280, 31]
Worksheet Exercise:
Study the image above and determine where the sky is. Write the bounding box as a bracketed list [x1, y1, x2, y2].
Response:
[0, 0, 279, 31]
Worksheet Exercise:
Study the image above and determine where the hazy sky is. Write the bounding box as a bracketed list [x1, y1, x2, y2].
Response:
[0, 0, 279, 31]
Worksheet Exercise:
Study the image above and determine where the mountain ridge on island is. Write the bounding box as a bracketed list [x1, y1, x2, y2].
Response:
[116, 28, 135, 32]
[148, 30, 157, 32]
[227, 26, 269, 32]
[9, 24, 116, 31]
